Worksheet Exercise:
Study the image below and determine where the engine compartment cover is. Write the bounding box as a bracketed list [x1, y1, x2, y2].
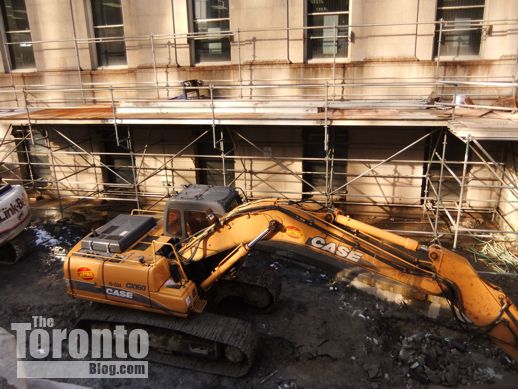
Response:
[81, 214, 156, 253]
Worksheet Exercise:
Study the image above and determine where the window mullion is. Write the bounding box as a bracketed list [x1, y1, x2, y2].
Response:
[93, 24, 124, 29]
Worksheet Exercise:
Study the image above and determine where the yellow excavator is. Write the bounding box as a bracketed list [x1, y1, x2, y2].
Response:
[64, 184, 518, 376]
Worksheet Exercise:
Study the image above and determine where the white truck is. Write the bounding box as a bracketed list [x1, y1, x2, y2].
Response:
[0, 180, 32, 263]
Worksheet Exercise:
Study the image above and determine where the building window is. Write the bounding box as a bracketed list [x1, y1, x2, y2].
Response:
[434, 0, 485, 57]
[192, 0, 230, 63]
[101, 132, 135, 188]
[303, 128, 347, 198]
[91, 0, 126, 67]
[0, 0, 35, 69]
[196, 130, 234, 186]
[13, 127, 51, 186]
[424, 132, 469, 203]
[306, 0, 349, 60]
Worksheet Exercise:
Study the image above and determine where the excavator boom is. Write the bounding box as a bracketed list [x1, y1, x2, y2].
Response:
[177, 199, 518, 362]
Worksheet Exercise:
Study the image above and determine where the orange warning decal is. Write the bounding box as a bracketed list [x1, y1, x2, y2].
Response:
[285, 226, 303, 240]
[77, 267, 95, 281]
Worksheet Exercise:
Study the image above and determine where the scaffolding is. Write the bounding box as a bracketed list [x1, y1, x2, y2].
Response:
[0, 18, 517, 246]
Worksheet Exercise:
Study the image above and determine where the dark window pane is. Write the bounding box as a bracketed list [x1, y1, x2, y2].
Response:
[303, 128, 347, 197]
[194, 38, 230, 62]
[0, 0, 35, 69]
[94, 26, 126, 66]
[438, 0, 484, 7]
[193, 8, 230, 63]
[307, 14, 348, 59]
[95, 40, 127, 66]
[92, 0, 123, 26]
[198, 158, 234, 186]
[303, 161, 347, 195]
[196, 130, 234, 185]
[308, 0, 349, 14]
[102, 134, 134, 186]
[94, 25, 125, 38]
[0, 0, 30, 31]
[193, 20, 230, 62]
[438, 7, 484, 22]
[91, 0, 126, 66]
[426, 132, 467, 201]
[194, 19, 229, 33]
[110, 156, 134, 184]
[193, 0, 229, 19]
[28, 130, 50, 180]
[7, 32, 35, 69]
[438, 30, 482, 56]
[167, 209, 182, 236]
[308, 14, 348, 31]
[184, 211, 210, 236]
[434, 1, 484, 57]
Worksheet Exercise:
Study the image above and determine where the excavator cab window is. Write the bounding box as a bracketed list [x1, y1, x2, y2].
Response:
[185, 210, 211, 236]
[225, 196, 242, 212]
[167, 209, 182, 236]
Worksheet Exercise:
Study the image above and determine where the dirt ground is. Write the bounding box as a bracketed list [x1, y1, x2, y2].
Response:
[0, 221, 517, 389]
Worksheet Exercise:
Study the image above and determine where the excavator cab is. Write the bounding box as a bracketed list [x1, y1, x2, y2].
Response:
[163, 185, 242, 240]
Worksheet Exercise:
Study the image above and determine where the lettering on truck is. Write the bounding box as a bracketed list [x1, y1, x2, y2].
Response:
[307, 236, 363, 262]
[0, 197, 26, 223]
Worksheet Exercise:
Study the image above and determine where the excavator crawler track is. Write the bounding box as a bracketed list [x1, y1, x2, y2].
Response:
[77, 304, 257, 377]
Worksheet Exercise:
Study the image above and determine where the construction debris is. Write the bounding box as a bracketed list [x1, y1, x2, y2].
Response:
[397, 332, 507, 386]
[470, 236, 518, 273]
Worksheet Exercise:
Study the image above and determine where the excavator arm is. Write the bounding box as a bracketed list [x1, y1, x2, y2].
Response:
[175, 199, 518, 362]
[335, 212, 518, 361]
[426, 245, 518, 361]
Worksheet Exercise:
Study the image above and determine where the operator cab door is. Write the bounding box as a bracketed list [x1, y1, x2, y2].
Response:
[102, 258, 150, 307]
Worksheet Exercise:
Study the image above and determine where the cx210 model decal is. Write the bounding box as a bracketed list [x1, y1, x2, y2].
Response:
[307, 236, 363, 262]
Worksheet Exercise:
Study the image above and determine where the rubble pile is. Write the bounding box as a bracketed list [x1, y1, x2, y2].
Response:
[397, 332, 508, 386]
